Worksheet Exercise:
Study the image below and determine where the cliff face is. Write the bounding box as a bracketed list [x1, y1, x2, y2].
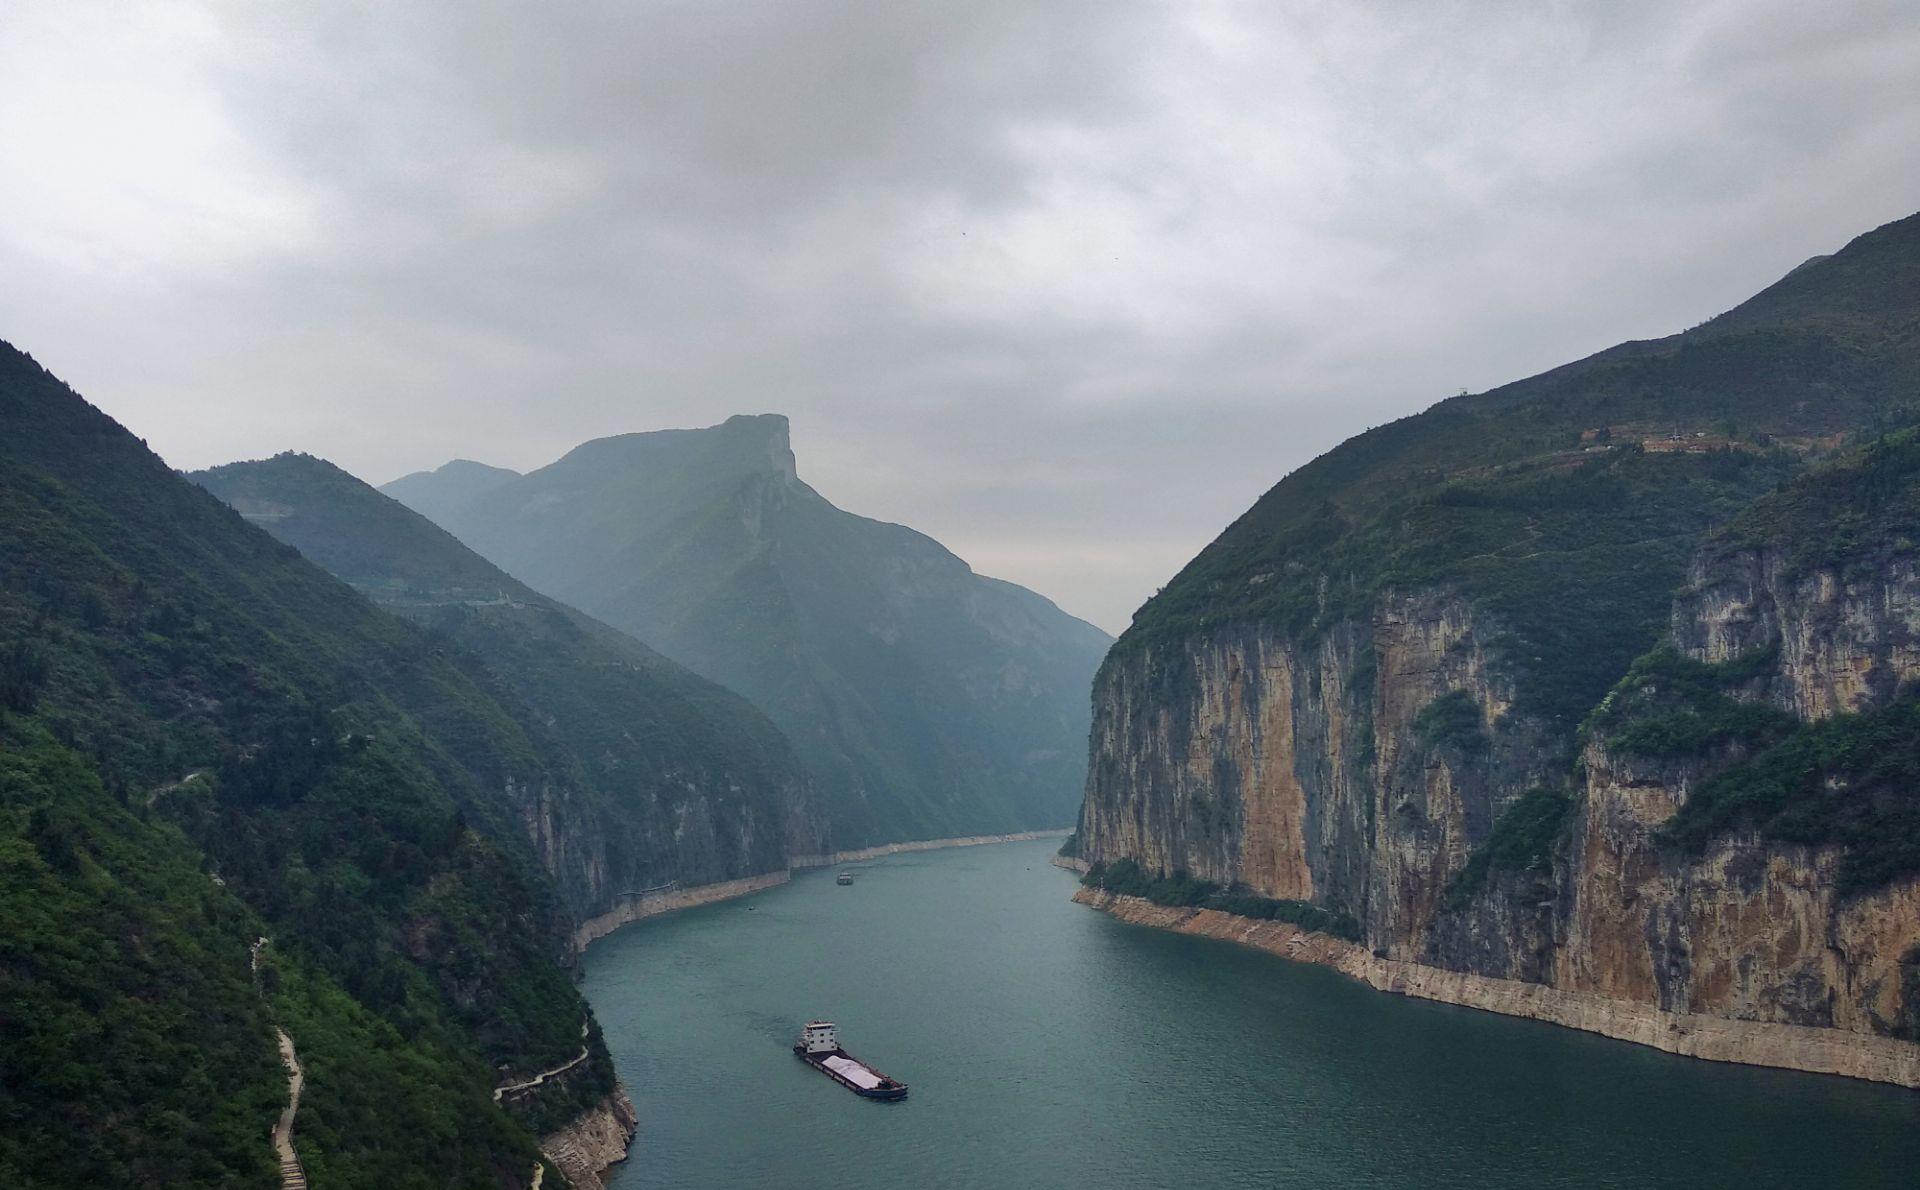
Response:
[1553, 541, 1920, 1037]
[1076, 214, 1920, 1079]
[1081, 591, 1556, 961]
[1080, 529, 1920, 1073]
[540, 1086, 638, 1190]
[192, 453, 821, 935]
[1675, 551, 1920, 719]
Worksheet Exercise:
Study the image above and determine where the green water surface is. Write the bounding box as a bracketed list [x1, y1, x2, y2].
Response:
[583, 839, 1920, 1189]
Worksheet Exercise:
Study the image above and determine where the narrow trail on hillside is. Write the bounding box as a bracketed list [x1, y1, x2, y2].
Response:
[146, 770, 206, 807]
[273, 1029, 307, 1189]
[494, 1021, 590, 1102]
[251, 937, 308, 1190]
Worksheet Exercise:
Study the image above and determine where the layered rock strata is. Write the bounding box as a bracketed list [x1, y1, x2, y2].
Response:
[540, 1087, 638, 1190]
[1076, 540, 1920, 1084]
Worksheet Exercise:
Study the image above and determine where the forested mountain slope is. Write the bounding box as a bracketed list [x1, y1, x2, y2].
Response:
[192, 451, 822, 920]
[386, 416, 1112, 849]
[1076, 211, 1920, 1079]
[0, 342, 616, 1186]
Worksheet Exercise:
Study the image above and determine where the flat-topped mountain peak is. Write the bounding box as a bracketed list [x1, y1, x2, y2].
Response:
[545, 413, 799, 487]
[387, 413, 1111, 849]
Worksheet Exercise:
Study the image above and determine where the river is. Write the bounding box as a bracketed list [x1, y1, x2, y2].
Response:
[582, 838, 1920, 1189]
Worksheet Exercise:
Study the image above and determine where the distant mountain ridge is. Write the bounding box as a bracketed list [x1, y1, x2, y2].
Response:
[385, 414, 1113, 848]
[193, 451, 823, 920]
[382, 458, 521, 527]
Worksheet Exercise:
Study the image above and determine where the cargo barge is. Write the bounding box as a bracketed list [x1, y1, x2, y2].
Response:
[793, 1021, 908, 1100]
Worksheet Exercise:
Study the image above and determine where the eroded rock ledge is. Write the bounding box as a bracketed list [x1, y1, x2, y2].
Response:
[540, 1086, 637, 1190]
[1075, 888, 1920, 1089]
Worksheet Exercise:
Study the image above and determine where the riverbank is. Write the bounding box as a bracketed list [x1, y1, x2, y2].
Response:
[1073, 887, 1920, 1091]
[575, 871, 792, 951]
[790, 829, 1071, 869]
[576, 831, 1074, 952]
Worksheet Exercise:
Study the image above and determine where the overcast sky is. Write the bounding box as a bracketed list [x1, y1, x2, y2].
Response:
[2, 2, 1916, 632]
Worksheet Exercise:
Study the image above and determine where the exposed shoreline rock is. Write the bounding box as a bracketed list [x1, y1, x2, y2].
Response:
[573, 871, 792, 950]
[539, 1085, 637, 1190]
[1074, 887, 1920, 1090]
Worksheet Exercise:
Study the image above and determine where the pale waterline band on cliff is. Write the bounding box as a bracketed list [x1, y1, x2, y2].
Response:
[1075, 888, 1920, 1090]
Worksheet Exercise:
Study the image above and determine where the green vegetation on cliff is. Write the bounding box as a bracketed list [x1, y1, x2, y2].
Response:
[1081, 858, 1363, 941]
[193, 452, 818, 904]
[1090, 212, 1920, 956]
[0, 342, 597, 1184]
[1120, 213, 1920, 738]
[1444, 786, 1575, 907]
[1587, 645, 1793, 760]
[1707, 423, 1920, 578]
[1598, 434, 1920, 897]
[1413, 690, 1490, 757]
[1662, 690, 1920, 897]
[0, 723, 281, 1187]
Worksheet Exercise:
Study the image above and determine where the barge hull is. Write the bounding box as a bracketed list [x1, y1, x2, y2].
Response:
[793, 1046, 908, 1100]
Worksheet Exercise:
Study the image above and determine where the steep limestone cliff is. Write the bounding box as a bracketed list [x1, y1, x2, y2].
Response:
[1080, 592, 1557, 961]
[1075, 215, 1920, 1083]
[1081, 496, 1920, 1080]
[1553, 510, 1920, 1039]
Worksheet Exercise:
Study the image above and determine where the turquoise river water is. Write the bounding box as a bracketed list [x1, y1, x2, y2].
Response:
[582, 838, 1920, 1189]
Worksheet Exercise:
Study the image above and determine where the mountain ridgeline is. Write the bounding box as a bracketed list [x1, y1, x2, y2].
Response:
[1074, 211, 1920, 1082]
[385, 415, 1113, 850]
[191, 452, 823, 930]
[0, 342, 637, 1186]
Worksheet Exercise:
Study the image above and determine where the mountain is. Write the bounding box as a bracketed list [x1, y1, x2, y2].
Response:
[192, 451, 822, 931]
[1074, 211, 1920, 1083]
[0, 342, 624, 1186]
[383, 414, 1113, 849]
[382, 458, 521, 527]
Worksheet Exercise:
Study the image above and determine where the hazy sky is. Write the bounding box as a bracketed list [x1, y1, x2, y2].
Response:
[3, 2, 1916, 632]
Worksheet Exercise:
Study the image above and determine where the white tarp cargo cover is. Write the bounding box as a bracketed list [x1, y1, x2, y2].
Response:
[821, 1055, 883, 1089]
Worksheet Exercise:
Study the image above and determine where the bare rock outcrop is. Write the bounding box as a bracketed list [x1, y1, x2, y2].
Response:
[540, 1086, 638, 1190]
[1075, 539, 1920, 1084]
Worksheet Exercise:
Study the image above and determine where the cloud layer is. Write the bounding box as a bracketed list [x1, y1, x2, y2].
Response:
[3, 0, 1916, 631]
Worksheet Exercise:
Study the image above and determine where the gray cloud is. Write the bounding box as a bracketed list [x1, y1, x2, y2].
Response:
[2, 0, 1916, 631]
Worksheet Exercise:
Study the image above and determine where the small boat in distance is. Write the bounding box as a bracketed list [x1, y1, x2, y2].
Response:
[836, 872, 855, 885]
[793, 1021, 907, 1100]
